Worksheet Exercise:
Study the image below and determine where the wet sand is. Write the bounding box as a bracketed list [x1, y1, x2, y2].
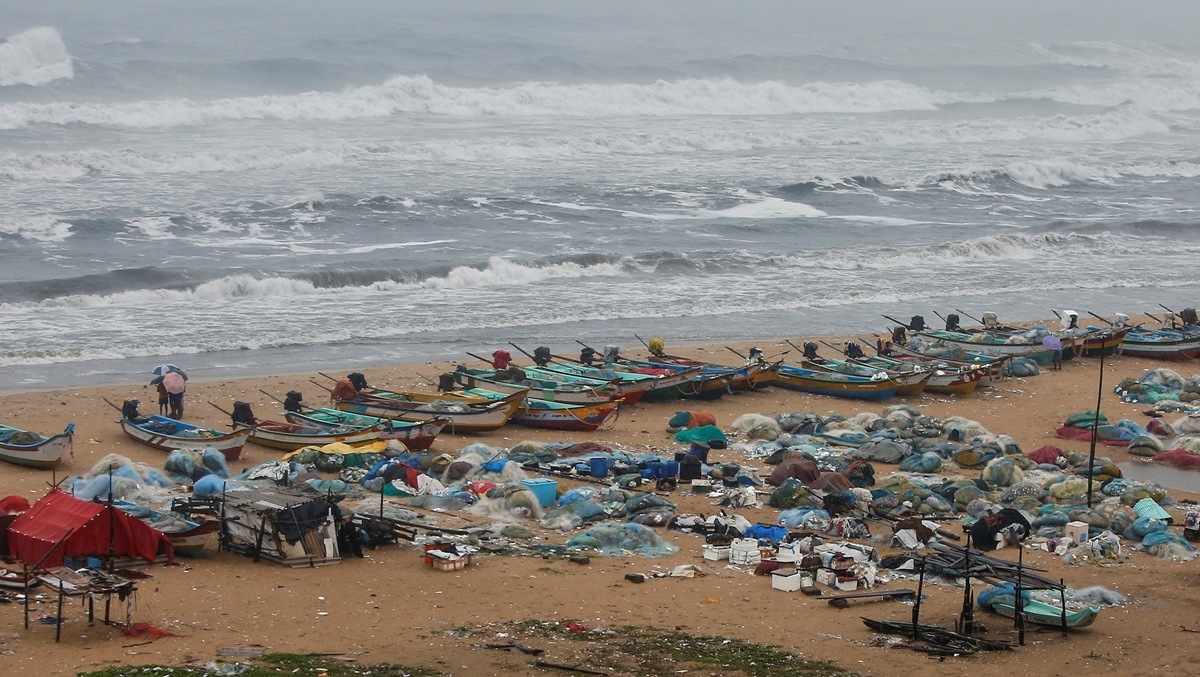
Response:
[1, 337, 1199, 676]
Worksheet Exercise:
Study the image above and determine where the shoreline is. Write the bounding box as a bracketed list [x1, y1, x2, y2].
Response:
[2, 329, 1199, 676]
[0, 310, 1131, 396]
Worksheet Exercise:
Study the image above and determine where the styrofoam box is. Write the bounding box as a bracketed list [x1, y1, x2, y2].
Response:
[815, 568, 837, 587]
[703, 546, 730, 561]
[834, 576, 859, 592]
[771, 569, 802, 592]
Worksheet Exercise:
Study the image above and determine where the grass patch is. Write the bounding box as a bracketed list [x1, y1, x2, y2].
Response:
[76, 653, 443, 677]
[473, 621, 858, 677]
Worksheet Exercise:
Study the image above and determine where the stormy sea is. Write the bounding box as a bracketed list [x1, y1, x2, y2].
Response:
[3, 0, 1200, 393]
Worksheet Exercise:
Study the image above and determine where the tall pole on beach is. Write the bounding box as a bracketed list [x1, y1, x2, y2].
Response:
[1086, 348, 1106, 508]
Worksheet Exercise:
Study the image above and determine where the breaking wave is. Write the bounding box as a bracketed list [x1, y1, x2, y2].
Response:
[0, 27, 73, 87]
[0, 254, 627, 306]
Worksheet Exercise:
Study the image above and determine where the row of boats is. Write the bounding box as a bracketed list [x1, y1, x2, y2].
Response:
[4, 307, 1198, 470]
[902, 308, 1200, 362]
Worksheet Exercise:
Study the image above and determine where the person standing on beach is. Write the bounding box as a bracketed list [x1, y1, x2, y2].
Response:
[1043, 335, 1064, 372]
[162, 370, 187, 418]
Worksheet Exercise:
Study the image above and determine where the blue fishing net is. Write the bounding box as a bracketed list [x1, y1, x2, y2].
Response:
[566, 521, 679, 557]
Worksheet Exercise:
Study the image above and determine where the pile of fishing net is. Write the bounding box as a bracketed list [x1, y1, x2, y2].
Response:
[65, 453, 174, 502]
[565, 520, 679, 557]
[1151, 448, 1200, 468]
[1115, 368, 1200, 404]
[467, 482, 545, 522]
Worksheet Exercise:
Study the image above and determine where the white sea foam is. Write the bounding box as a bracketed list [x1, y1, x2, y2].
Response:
[699, 193, 826, 219]
[0, 214, 72, 241]
[0, 27, 72, 87]
[408, 256, 624, 291]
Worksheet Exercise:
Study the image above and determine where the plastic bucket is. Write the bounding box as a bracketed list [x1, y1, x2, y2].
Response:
[661, 460, 679, 478]
[589, 457, 610, 477]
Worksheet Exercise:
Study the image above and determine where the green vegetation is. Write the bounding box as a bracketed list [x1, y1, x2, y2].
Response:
[77, 652, 441, 677]
[492, 620, 858, 677]
[77, 623, 857, 677]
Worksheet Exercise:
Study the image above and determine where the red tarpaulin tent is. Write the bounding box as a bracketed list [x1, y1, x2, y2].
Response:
[6, 489, 174, 568]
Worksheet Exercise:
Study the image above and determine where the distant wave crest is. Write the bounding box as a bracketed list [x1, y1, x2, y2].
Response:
[0, 27, 73, 87]
[0, 75, 947, 129]
[0, 255, 626, 307]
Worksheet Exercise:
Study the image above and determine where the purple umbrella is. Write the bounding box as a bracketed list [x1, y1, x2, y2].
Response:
[1042, 335, 1063, 351]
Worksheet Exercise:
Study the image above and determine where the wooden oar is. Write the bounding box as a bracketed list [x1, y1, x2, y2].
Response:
[258, 388, 321, 413]
[101, 397, 124, 413]
[465, 351, 496, 366]
[208, 401, 234, 417]
[882, 314, 911, 328]
[508, 342, 537, 361]
[820, 339, 849, 356]
[954, 308, 984, 325]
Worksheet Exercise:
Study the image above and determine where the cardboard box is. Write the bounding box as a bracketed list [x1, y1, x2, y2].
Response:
[1065, 521, 1089, 544]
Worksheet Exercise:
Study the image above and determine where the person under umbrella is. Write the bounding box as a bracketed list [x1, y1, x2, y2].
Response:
[1042, 335, 1064, 372]
[149, 364, 188, 416]
[162, 370, 187, 418]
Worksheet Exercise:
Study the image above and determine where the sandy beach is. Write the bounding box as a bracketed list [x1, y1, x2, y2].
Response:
[2, 335, 1199, 677]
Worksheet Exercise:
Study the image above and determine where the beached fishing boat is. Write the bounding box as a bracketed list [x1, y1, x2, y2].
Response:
[234, 416, 386, 451]
[510, 398, 622, 431]
[885, 342, 1007, 386]
[333, 387, 524, 433]
[774, 365, 902, 401]
[0, 567, 40, 589]
[522, 365, 646, 404]
[0, 422, 74, 468]
[1118, 328, 1200, 361]
[616, 357, 736, 399]
[801, 356, 930, 396]
[453, 367, 620, 405]
[650, 356, 780, 391]
[1064, 325, 1130, 357]
[113, 500, 218, 558]
[283, 408, 445, 450]
[917, 329, 1054, 364]
[119, 416, 250, 462]
[545, 353, 704, 402]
